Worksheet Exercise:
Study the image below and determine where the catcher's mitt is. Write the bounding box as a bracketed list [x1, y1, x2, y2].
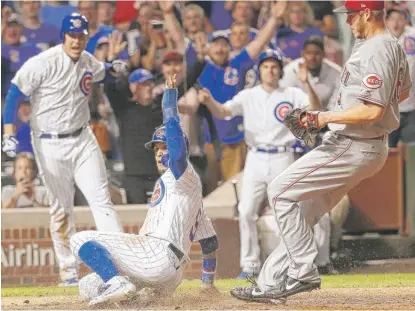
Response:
[283, 109, 320, 147]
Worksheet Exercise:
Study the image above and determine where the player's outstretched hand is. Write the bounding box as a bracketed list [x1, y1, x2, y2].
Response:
[2, 134, 18, 158]
[165, 74, 177, 88]
[198, 88, 213, 104]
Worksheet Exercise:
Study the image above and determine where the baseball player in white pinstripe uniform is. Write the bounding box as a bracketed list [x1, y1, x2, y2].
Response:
[2, 14, 126, 285]
[69, 75, 219, 306]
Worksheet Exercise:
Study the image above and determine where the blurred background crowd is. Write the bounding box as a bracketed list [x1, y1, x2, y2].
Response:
[1, 0, 415, 210]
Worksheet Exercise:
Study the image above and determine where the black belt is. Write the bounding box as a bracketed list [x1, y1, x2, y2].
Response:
[39, 127, 84, 139]
[168, 243, 184, 261]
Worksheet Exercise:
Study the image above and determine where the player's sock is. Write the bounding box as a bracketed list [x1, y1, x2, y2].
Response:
[202, 258, 216, 285]
[78, 241, 119, 282]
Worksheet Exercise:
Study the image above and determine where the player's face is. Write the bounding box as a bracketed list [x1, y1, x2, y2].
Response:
[386, 12, 407, 38]
[230, 24, 250, 50]
[130, 80, 154, 105]
[259, 59, 281, 86]
[209, 39, 230, 67]
[20, 1, 41, 18]
[63, 33, 88, 60]
[346, 11, 366, 39]
[183, 8, 203, 33]
[14, 157, 34, 182]
[302, 44, 324, 72]
[162, 61, 184, 84]
[154, 142, 168, 174]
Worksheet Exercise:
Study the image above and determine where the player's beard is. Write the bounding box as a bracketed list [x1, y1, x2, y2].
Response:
[158, 166, 168, 175]
[354, 16, 366, 39]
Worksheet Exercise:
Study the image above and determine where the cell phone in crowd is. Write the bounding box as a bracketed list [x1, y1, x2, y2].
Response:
[151, 20, 164, 30]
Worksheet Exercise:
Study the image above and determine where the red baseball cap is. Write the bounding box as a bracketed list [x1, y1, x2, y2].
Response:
[334, 1, 384, 13]
[163, 51, 184, 64]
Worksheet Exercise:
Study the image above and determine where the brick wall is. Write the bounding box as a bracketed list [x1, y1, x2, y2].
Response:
[1, 225, 204, 287]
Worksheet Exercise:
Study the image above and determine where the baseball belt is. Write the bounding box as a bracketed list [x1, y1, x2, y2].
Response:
[248, 145, 287, 153]
[38, 126, 85, 139]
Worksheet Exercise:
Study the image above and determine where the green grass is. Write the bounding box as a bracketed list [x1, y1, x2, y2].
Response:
[2, 274, 415, 298]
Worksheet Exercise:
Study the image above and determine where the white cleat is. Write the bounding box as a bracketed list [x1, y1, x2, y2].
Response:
[88, 276, 136, 306]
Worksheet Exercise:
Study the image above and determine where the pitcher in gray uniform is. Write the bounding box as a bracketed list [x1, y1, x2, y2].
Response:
[231, 0, 411, 304]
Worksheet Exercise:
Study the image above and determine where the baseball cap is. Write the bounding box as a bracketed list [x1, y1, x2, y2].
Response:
[128, 68, 153, 84]
[6, 14, 22, 26]
[333, 1, 384, 13]
[163, 51, 183, 64]
[208, 31, 230, 44]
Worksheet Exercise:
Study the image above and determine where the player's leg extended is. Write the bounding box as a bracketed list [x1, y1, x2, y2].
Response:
[74, 128, 122, 232]
[31, 136, 78, 285]
[238, 151, 267, 276]
[78, 273, 105, 301]
[261, 133, 388, 294]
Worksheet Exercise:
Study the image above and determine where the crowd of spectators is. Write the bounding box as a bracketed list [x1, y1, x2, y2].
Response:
[2, 0, 415, 208]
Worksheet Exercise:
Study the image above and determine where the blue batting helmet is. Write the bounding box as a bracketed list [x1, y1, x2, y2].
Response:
[145, 126, 166, 150]
[60, 13, 88, 39]
[258, 49, 284, 78]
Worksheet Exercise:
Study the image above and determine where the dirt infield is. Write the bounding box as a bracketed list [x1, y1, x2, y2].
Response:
[2, 287, 415, 311]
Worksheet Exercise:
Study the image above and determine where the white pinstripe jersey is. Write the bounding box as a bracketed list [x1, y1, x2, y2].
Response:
[329, 32, 411, 138]
[144, 162, 216, 255]
[11, 44, 105, 133]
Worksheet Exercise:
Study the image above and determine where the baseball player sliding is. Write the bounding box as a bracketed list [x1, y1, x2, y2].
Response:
[69, 75, 219, 306]
[198, 49, 322, 279]
[2, 14, 127, 285]
[231, 0, 411, 304]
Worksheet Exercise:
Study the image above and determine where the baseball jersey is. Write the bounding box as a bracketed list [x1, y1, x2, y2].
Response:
[23, 23, 61, 51]
[11, 45, 106, 133]
[198, 48, 254, 144]
[144, 163, 216, 256]
[224, 84, 309, 147]
[398, 26, 415, 112]
[280, 58, 342, 111]
[329, 32, 411, 138]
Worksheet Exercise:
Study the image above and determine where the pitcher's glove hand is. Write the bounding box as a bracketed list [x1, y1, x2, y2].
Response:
[110, 60, 129, 76]
[284, 109, 320, 148]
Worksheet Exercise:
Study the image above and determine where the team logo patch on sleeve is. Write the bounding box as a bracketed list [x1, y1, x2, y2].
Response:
[363, 74, 382, 89]
[274, 102, 293, 122]
[149, 179, 165, 207]
[80, 71, 93, 96]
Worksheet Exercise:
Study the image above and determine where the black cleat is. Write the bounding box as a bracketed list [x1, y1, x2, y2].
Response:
[230, 286, 287, 305]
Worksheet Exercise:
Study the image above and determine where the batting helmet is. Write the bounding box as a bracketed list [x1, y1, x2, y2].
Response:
[145, 126, 166, 150]
[60, 13, 88, 39]
[258, 49, 284, 76]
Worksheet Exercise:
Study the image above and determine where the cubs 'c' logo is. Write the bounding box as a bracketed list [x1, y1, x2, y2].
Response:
[149, 179, 165, 207]
[72, 19, 82, 28]
[363, 74, 382, 89]
[80, 71, 93, 96]
[274, 102, 293, 123]
[224, 67, 239, 86]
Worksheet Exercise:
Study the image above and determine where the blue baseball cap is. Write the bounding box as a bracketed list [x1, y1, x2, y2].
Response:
[128, 68, 153, 84]
[208, 31, 230, 44]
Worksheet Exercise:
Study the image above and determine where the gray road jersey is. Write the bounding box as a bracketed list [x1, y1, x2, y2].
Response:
[329, 32, 411, 138]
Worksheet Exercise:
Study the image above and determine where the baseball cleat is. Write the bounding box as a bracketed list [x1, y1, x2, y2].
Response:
[230, 286, 287, 305]
[270, 275, 321, 299]
[88, 276, 137, 306]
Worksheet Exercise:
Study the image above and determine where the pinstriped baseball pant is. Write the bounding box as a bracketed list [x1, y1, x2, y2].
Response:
[31, 126, 122, 282]
[70, 231, 183, 299]
[257, 132, 388, 291]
